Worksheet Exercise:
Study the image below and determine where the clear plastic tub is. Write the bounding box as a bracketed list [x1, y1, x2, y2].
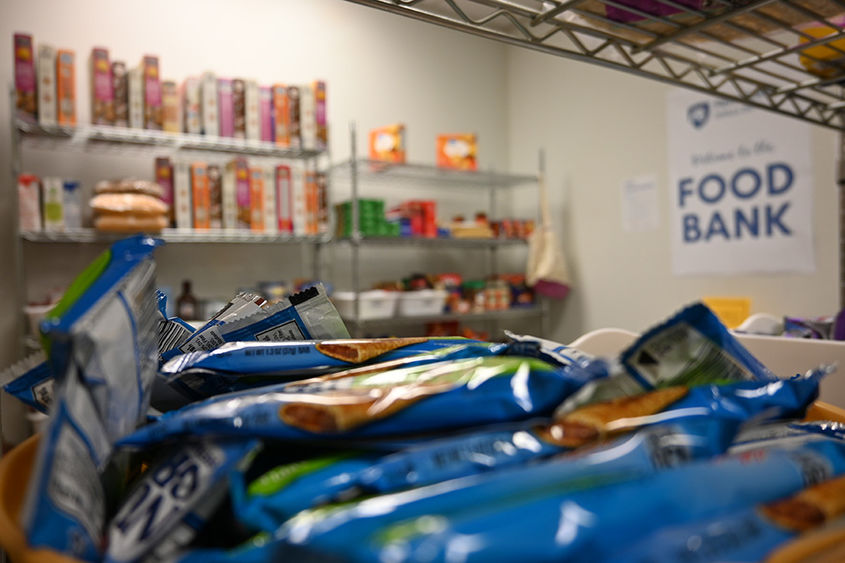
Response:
[398, 289, 448, 316]
[331, 290, 399, 320]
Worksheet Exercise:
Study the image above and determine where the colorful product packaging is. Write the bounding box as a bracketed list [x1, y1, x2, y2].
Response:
[249, 167, 266, 232]
[436, 133, 478, 170]
[18, 173, 41, 231]
[259, 86, 273, 143]
[245, 80, 260, 141]
[222, 159, 238, 230]
[218, 78, 234, 137]
[286, 86, 302, 149]
[142, 55, 162, 130]
[182, 77, 201, 134]
[155, 157, 175, 225]
[162, 80, 180, 133]
[36, 44, 57, 126]
[62, 180, 82, 229]
[263, 168, 278, 234]
[128, 66, 143, 129]
[232, 78, 246, 139]
[191, 162, 211, 230]
[300, 84, 316, 150]
[14, 33, 37, 121]
[90, 47, 114, 125]
[272, 84, 289, 147]
[234, 157, 250, 229]
[56, 49, 76, 126]
[201, 71, 219, 136]
[314, 80, 327, 150]
[111, 61, 128, 127]
[42, 176, 64, 231]
[291, 163, 307, 236]
[305, 169, 318, 235]
[275, 164, 293, 234]
[174, 160, 192, 229]
[208, 164, 223, 229]
[369, 124, 406, 163]
[316, 172, 328, 234]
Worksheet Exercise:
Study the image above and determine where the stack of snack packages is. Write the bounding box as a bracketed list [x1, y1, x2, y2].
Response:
[90, 179, 169, 232]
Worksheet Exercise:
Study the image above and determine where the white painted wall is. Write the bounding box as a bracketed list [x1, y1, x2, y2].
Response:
[506, 46, 840, 343]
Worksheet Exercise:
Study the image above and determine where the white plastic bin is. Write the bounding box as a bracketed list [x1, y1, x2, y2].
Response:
[332, 290, 399, 320]
[398, 289, 449, 316]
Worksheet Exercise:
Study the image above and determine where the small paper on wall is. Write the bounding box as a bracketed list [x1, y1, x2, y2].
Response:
[621, 175, 659, 232]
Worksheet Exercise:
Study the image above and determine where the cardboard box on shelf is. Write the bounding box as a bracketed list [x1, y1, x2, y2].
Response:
[56, 49, 76, 126]
[162, 80, 180, 133]
[249, 167, 265, 232]
[300, 84, 316, 151]
[36, 44, 56, 126]
[174, 160, 192, 230]
[259, 85, 273, 143]
[232, 78, 246, 139]
[14, 33, 37, 121]
[222, 159, 237, 230]
[263, 168, 277, 234]
[155, 157, 174, 225]
[128, 66, 143, 129]
[291, 163, 307, 236]
[191, 162, 210, 230]
[90, 47, 114, 125]
[182, 77, 201, 134]
[201, 71, 218, 136]
[286, 86, 302, 149]
[245, 80, 260, 141]
[305, 169, 318, 235]
[436, 133, 477, 170]
[142, 55, 162, 130]
[18, 174, 41, 232]
[208, 164, 223, 229]
[42, 177, 64, 232]
[369, 124, 405, 163]
[111, 61, 128, 127]
[314, 80, 327, 150]
[218, 78, 234, 138]
[275, 164, 292, 234]
[272, 84, 289, 147]
[316, 172, 329, 234]
[234, 157, 250, 229]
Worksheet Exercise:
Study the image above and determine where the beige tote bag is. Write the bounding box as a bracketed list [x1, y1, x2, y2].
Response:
[526, 173, 571, 299]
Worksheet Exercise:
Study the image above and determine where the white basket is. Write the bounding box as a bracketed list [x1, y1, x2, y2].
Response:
[332, 290, 399, 320]
[398, 289, 449, 317]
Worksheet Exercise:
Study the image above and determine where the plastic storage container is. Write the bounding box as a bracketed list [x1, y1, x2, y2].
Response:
[331, 290, 399, 320]
[398, 289, 448, 316]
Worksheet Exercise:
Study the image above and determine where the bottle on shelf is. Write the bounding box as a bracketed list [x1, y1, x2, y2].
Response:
[176, 279, 199, 320]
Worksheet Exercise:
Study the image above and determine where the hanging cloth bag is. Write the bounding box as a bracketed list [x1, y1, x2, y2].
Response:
[526, 173, 571, 299]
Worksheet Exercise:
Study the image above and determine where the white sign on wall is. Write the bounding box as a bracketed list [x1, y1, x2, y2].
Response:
[667, 89, 815, 275]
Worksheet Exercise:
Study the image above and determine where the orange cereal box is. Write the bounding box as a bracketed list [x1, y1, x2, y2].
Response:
[436, 133, 477, 171]
[369, 124, 405, 163]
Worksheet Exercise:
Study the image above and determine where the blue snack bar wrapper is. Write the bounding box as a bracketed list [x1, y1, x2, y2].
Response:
[22, 235, 162, 561]
[2, 350, 53, 413]
[118, 355, 597, 448]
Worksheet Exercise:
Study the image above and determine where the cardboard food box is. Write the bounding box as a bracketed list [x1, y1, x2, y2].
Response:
[14, 33, 37, 121]
[248, 167, 265, 232]
[286, 86, 302, 150]
[369, 124, 405, 163]
[155, 157, 174, 225]
[245, 80, 260, 141]
[208, 164, 223, 229]
[305, 169, 318, 235]
[128, 66, 143, 129]
[259, 86, 273, 143]
[275, 164, 292, 234]
[56, 49, 76, 126]
[232, 78, 246, 139]
[191, 162, 210, 230]
[222, 159, 238, 230]
[300, 84, 316, 151]
[291, 163, 307, 236]
[90, 47, 114, 125]
[436, 133, 477, 170]
[174, 160, 192, 230]
[36, 44, 56, 126]
[18, 174, 41, 232]
[162, 80, 180, 133]
[142, 55, 162, 130]
[201, 71, 219, 137]
[313, 80, 327, 150]
[182, 77, 201, 135]
[263, 168, 277, 234]
[218, 78, 234, 138]
[316, 172, 329, 234]
[272, 84, 289, 147]
[111, 61, 128, 127]
[234, 157, 250, 229]
[42, 176, 64, 232]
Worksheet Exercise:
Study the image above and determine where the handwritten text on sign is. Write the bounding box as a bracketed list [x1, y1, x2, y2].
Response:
[667, 90, 814, 275]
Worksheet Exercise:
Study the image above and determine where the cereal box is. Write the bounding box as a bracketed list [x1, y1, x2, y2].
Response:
[191, 162, 210, 230]
[201, 71, 219, 136]
[313, 80, 327, 150]
[142, 55, 162, 130]
[275, 164, 292, 234]
[162, 80, 180, 133]
[272, 84, 289, 147]
[291, 163, 307, 236]
[111, 61, 128, 127]
[234, 157, 250, 229]
[369, 124, 405, 163]
[14, 33, 37, 121]
[37, 44, 56, 126]
[259, 86, 273, 143]
[218, 78, 234, 137]
[128, 66, 143, 129]
[263, 168, 277, 234]
[232, 78, 246, 139]
[436, 133, 477, 170]
[222, 159, 238, 230]
[18, 174, 41, 232]
[286, 86, 302, 150]
[245, 80, 260, 141]
[208, 164, 223, 229]
[182, 77, 201, 134]
[155, 157, 174, 225]
[90, 47, 114, 125]
[316, 172, 329, 234]
[56, 49, 76, 126]
[249, 167, 265, 232]
[174, 161, 192, 230]
[42, 177, 64, 232]
[300, 84, 316, 151]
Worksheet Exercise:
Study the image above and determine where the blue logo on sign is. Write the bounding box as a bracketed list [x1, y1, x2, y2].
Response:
[688, 103, 709, 129]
